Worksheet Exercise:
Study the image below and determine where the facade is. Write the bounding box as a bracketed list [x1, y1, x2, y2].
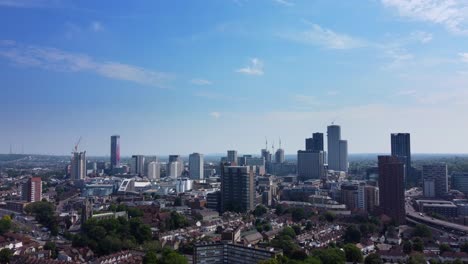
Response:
[378, 155, 406, 225]
[365, 185, 379, 213]
[207, 191, 221, 212]
[327, 125, 348, 172]
[261, 149, 272, 163]
[422, 164, 448, 198]
[168, 155, 184, 177]
[131, 155, 145, 176]
[110, 135, 120, 168]
[275, 148, 285, 164]
[452, 172, 468, 195]
[193, 242, 282, 264]
[221, 166, 254, 213]
[227, 150, 238, 164]
[341, 184, 359, 211]
[305, 132, 324, 152]
[168, 161, 180, 179]
[189, 153, 204, 180]
[22, 177, 42, 202]
[147, 161, 161, 180]
[297, 150, 325, 180]
[71, 151, 86, 180]
[391, 133, 411, 186]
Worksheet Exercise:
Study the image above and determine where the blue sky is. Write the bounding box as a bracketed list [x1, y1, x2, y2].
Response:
[2, 0, 468, 156]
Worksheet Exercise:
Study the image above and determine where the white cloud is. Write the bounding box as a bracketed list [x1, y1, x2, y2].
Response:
[459, 52, 468, 62]
[327, 90, 339, 96]
[382, 0, 468, 34]
[292, 94, 321, 106]
[0, 0, 59, 8]
[396, 89, 417, 96]
[284, 24, 368, 50]
[236, 58, 264, 76]
[273, 0, 294, 6]
[190, 78, 212, 85]
[210, 112, 221, 119]
[0, 41, 173, 87]
[90, 21, 103, 32]
[410, 31, 433, 43]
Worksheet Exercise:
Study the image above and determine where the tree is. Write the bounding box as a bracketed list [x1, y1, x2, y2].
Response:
[0, 249, 12, 264]
[291, 208, 306, 222]
[461, 242, 468, 253]
[44, 241, 58, 259]
[343, 225, 361, 244]
[174, 197, 182, 206]
[313, 248, 346, 264]
[412, 237, 424, 252]
[305, 221, 313, 231]
[407, 253, 426, 264]
[275, 204, 286, 215]
[324, 211, 336, 222]
[258, 259, 279, 264]
[281, 226, 296, 238]
[412, 224, 432, 238]
[439, 243, 452, 254]
[143, 250, 158, 264]
[127, 207, 144, 218]
[364, 253, 382, 264]
[292, 225, 302, 236]
[160, 249, 187, 264]
[403, 240, 412, 254]
[254, 205, 268, 217]
[344, 243, 363, 263]
[0, 216, 12, 235]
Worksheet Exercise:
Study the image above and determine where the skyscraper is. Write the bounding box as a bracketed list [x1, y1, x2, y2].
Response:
[452, 172, 468, 195]
[22, 177, 42, 202]
[71, 151, 86, 180]
[110, 135, 120, 168]
[168, 155, 184, 177]
[327, 125, 348, 172]
[221, 166, 254, 213]
[261, 149, 272, 163]
[391, 133, 411, 186]
[147, 161, 161, 180]
[297, 150, 325, 180]
[306, 132, 324, 152]
[378, 156, 405, 225]
[189, 153, 204, 180]
[422, 164, 448, 198]
[131, 155, 145, 176]
[227, 150, 238, 164]
[275, 148, 285, 164]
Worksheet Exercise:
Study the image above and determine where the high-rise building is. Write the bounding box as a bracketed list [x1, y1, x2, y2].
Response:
[168, 155, 184, 177]
[365, 185, 379, 213]
[261, 149, 272, 163]
[327, 125, 348, 172]
[168, 161, 180, 179]
[189, 153, 204, 180]
[131, 155, 145, 176]
[147, 161, 161, 180]
[275, 148, 285, 164]
[71, 151, 86, 180]
[341, 184, 359, 211]
[110, 135, 120, 168]
[306, 132, 324, 152]
[378, 156, 406, 225]
[391, 133, 411, 186]
[221, 166, 255, 213]
[227, 150, 238, 164]
[22, 177, 42, 202]
[422, 164, 448, 198]
[452, 172, 468, 195]
[297, 150, 325, 180]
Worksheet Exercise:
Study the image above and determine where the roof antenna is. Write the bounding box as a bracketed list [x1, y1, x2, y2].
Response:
[279, 137, 282, 149]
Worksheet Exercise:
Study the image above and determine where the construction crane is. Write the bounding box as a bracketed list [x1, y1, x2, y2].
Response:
[72, 136, 82, 153]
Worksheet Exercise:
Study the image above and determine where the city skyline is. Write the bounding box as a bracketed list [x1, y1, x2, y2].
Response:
[2, 1, 468, 155]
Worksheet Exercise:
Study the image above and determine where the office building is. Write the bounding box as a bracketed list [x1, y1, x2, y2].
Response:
[189, 153, 204, 180]
[422, 164, 448, 198]
[365, 185, 379, 213]
[306, 132, 324, 152]
[168, 155, 184, 177]
[341, 184, 359, 211]
[147, 161, 161, 180]
[110, 135, 120, 168]
[378, 156, 405, 225]
[227, 150, 238, 164]
[297, 150, 325, 180]
[261, 149, 272, 163]
[391, 133, 411, 186]
[275, 148, 285, 164]
[452, 172, 468, 195]
[131, 155, 145, 176]
[221, 166, 254, 213]
[71, 151, 86, 180]
[327, 125, 348, 172]
[193, 242, 282, 264]
[22, 177, 42, 202]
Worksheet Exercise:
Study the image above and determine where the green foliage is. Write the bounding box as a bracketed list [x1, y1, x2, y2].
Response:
[343, 225, 361, 244]
[0, 216, 12, 235]
[412, 224, 432, 238]
[174, 197, 182, 206]
[364, 253, 382, 264]
[255, 219, 272, 232]
[143, 250, 158, 264]
[160, 211, 189, 232]
[270, 228, 299, 257]
[412, 237, 424, 252]
[254, 205, 268, 217]
[281, 226, 297, 238]
[407, 253, 426, 264]
[305, 221, 313, 231]
[0, 248, 12, 264]
[403, 240, 412, 254]
[324, 211, 336, 222]
[291, 208, 306, 222]
[44, 241, 58, 259]
[461, 242, 468, 253]
[291, 225, 302, 236]
[344, 243, 363, 263]
[312, 248, 346, 264]
[160, 249, 187, 264]
[275, 204, 286, 215]
[24, 201, 58, 235]
[439, 243, 452, 254]
[359, 222, 377, 237]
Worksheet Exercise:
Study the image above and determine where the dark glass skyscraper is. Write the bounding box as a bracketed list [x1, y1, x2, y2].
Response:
[305, 132, 324, 152]
[378, 155, 406, 225]
[110, 135, 120, 168]
[221, 166, 254, 213]
[391, 133, 411, 186]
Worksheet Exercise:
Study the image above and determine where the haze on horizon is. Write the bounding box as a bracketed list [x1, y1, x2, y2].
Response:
[2, 0, 468, 156]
